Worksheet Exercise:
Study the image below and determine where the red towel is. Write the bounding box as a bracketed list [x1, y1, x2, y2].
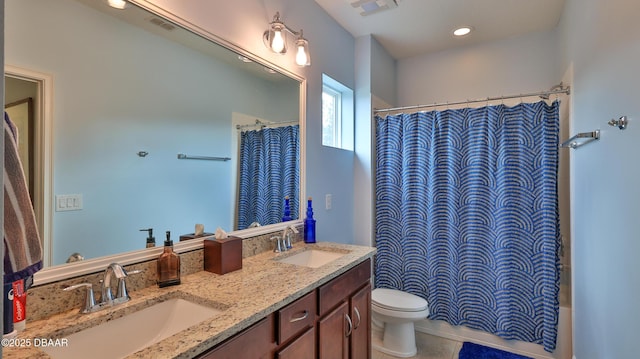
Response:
[4, 112, 42, 282]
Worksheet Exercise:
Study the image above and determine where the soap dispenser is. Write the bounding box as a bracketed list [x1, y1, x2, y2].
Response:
[304, 197, 316, 243]
[157, 231, 180, 288]
[282, 196, 292, 222]
[140, 228, 155, 248]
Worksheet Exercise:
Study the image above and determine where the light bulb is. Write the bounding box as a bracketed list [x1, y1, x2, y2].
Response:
[294, 37, 310, 66]
[453, 27, 472, 37]
[107, 0, 128, 9]
[271, 30, 285, 53]
[296, 45, 308, 66]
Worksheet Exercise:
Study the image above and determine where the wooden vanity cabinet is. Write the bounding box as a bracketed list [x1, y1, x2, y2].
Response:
[197, 258, 371, 359]
[317, 259, 372, 359]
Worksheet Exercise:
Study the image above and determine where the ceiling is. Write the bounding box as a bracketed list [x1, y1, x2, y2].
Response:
[314, 0, 566, 59]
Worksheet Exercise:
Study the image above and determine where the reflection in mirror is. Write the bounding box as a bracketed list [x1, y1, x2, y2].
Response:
[5, 0, 302, 267]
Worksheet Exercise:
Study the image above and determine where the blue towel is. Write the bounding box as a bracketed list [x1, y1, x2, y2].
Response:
[4, 112, 42, 282]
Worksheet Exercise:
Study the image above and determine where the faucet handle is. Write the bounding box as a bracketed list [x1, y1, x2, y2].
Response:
[272, 235, 283, 253]
[284, 232, 293, 249]
[63, 283, 96, 313]
[116, 269, 142, 302]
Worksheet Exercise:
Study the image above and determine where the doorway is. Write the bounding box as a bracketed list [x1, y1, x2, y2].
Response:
[4, 65, 53, 267]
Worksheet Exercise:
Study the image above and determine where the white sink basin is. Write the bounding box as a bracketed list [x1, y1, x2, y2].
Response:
[42, 298, 222, 359]
[277, 249, 345, 268]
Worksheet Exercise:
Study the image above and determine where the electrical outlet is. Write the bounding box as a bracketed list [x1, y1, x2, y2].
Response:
[325, 194, 332, 210]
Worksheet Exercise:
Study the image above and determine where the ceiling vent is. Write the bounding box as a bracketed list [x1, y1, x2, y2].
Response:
[348, 0, 399, 16]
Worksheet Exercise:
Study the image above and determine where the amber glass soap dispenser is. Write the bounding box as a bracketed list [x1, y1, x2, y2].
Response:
[157, 231, 180, 287]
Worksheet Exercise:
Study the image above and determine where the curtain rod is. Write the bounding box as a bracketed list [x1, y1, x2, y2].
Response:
[236, 120, 298, 130]
[373, 84, 570, 114]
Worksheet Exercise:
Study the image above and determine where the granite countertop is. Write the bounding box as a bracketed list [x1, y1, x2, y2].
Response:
[3, 241, 376, 359]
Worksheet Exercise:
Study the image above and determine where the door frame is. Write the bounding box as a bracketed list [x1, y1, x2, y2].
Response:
[5, 65, 53, 267]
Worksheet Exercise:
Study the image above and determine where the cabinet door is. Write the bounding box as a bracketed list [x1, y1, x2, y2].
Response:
[318, 301, 349, 359]
[350, 283, 371, 359]
[318, 259, 371, 316]
[276, 327, 315, 359]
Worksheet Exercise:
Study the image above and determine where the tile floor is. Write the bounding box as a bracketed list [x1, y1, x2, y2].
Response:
[372, 326, 463, 359]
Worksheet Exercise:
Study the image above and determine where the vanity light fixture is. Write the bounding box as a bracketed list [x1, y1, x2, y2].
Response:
[453, 26, 473, 37]
[107, 0, 128, 10]
[263, 12, 311, 67]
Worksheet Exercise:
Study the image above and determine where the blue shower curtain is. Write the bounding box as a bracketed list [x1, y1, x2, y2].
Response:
[375, 101, 560, 352]
[237, 125, 299, 230]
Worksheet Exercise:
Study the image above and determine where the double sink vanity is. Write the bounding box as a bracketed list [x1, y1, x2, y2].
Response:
[3, 240, 375, 358]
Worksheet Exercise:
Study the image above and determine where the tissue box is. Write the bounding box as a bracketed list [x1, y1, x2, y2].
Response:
[204, 236, 242, 275]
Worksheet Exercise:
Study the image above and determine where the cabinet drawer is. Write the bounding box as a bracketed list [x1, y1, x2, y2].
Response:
[278, 290, 316, 344]
[199, 315, 276, 359]
[318, 259, 371, 316]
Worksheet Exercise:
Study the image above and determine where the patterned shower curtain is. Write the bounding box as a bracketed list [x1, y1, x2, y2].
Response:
[375, 101, 561, 352]
[237, 125, 299, 230]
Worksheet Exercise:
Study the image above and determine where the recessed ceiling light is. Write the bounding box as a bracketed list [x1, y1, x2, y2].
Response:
[453, 26, 473, 37]
[107, 0, 128, 9]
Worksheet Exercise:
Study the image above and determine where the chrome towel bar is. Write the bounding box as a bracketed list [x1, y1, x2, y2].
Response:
[560, 130, 600, 149]
[177, 154, 231, 161]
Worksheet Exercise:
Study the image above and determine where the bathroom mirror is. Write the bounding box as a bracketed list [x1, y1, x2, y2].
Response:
[4, 0, 303, 268]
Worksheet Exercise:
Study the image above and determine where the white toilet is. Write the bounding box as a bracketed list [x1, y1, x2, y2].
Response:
[371, 288, 429, 358]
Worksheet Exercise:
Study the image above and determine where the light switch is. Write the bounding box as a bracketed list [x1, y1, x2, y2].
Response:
[55, 194, 83, 211]
[325, 194, 332, 210]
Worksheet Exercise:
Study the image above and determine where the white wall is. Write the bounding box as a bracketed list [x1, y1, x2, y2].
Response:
[143, 0, 357, 244]
[371, 38, 397, 107]
[354, 36, 373, 247]
[398, 30, 561, 106]
[558, 0, 640, 358]
[353, 35, 397, 247]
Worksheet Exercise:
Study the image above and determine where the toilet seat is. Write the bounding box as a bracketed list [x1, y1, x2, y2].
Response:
[372, 288, 428, 312]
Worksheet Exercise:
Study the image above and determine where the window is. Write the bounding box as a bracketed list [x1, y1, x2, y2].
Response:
[322, 74, 353, 150]
[322, 86, 341, 147]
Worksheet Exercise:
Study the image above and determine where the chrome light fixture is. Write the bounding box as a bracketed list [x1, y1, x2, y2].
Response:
[263, 12, 311, 67]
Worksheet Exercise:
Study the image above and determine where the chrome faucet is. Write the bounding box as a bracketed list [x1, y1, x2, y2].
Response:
[64, 262, 140, 313]
[281, 225, 299, 250]
[101, 262, 129, 304]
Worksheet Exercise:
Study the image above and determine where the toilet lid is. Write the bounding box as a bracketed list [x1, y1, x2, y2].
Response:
[372, 288, 428, 312]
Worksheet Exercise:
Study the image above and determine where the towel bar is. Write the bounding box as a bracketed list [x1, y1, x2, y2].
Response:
[177, 154, 231, 161]
[560, 130, 600, 149]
